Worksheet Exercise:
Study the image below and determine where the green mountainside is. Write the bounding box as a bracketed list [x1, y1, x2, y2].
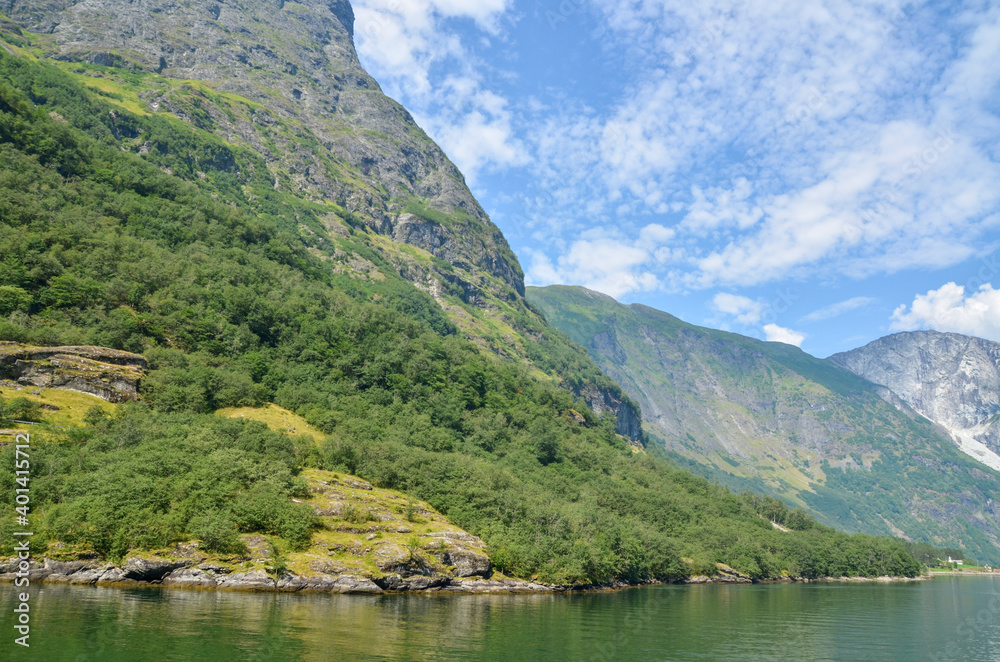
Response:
[528, 285, 1000, 564]
[0, 2, 924, 584]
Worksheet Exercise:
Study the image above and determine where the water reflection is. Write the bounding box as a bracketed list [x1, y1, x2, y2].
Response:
[1, 577, 998, 661]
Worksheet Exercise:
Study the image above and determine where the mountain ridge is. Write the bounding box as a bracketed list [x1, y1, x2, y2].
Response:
[1, 0, 524, 296]
[529, 284, 1000, 563]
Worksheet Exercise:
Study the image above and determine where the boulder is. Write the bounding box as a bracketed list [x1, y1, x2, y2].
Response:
[217, 570, 276, 590]
[162, 568, 219, 588]
[446, 547, 491, 578]
[308, 559, 346, 575]
[373, 543, 410, 573]
[331, 575, 382, 594]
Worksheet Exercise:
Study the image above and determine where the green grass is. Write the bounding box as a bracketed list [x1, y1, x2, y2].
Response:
[216, 403, 324, 442]
[0, 385, 110, 430]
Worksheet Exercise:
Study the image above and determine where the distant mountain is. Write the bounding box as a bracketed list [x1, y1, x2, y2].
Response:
[528, 285, 1000, 563]
[830, 331, 1000, 472]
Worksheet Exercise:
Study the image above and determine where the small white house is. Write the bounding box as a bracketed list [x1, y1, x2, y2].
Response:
[947, 556, 964, 566]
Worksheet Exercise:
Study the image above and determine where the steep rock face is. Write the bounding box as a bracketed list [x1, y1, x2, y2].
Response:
[573, 383, 644, 443]
[528, 285, 1000, 563]
[830, 331, 1000, 469]
[1, 0, 523, 297]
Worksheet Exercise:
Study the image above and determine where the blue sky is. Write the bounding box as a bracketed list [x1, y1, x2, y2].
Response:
[350, 0, 1000, 358]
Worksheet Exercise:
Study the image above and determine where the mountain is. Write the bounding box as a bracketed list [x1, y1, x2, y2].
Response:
[0, 0, 643, 435]
[1, 0, 524, 298]
[0, 1, 926, 584]
[528, 285, 1000, 563]
[830, 331, 1000, 472]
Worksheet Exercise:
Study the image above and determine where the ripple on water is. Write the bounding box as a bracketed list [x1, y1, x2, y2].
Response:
[2, 577, 999, 661]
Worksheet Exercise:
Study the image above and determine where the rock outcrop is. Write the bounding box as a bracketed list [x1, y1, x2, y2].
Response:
[573, 383, 644, 444]
[830, 331, 1000, 470]
[0, 342, 146, 402]
[0, 555, 539, 593]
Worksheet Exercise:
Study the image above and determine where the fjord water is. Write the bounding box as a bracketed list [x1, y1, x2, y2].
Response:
[2, 577, 998, 661]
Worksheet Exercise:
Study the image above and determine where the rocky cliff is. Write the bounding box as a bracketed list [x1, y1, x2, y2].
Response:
[573, 382, 644, 445]
[0, 0, 523, 301]
[829, 331, 1000, 471]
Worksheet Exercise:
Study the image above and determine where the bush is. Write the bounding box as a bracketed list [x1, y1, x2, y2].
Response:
[191, 510, 247, 556]
[231, 481, 315, 551]
[0, 285, 31, 315]
[0, 396, 42, 421]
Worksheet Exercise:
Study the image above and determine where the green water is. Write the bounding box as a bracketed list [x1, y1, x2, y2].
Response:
[1, 577, 998, 661]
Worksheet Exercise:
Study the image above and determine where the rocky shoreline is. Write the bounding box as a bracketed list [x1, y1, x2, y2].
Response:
[0, 557, 928, 595]
[0, 556, 564, 594]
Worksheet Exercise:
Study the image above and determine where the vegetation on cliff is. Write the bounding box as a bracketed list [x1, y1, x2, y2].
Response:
[0, 27, 924, 583]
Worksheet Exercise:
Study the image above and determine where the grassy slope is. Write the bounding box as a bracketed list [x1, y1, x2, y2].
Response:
[0, 385, 109, 433]
[216, 404, 324, 442]
[529, 285, 1000, 564]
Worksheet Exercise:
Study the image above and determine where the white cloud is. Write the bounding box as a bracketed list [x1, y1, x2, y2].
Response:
[525, 225, 678, 298]
[521, 0, 1000, 291]
[709, 294, 806, 346]
[711, 293, 763, 325]
[802, 297, 877, 322]
[764, 324, 806, 347]
[890, 283, 1000, 342]
[681, 179, 763, 234]
[352, 0, 522, 182]
[692, 120, 1000, 287]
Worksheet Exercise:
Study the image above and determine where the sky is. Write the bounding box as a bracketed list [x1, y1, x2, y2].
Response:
[350, 0, 1000, 358]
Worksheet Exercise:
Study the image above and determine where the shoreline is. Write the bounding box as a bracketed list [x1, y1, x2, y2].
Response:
[0, 557, 930, 595]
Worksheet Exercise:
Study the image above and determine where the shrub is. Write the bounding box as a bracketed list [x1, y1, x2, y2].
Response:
[191, 510, 247, 556]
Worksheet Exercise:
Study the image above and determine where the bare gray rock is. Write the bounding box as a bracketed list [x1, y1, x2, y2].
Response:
[216, 570, 276, 590]
[122, 557, 190, 582]
[373, 543, 410, 573]
[330, 575, 382, 594]
[0, 342, 146, 402]
[162, 568, 219, 588]
[444, 547, 491, 578]
[831, 331, 1000, 463]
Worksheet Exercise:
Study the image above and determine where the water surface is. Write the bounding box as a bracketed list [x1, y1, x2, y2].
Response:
[2, 576, 998, 660]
